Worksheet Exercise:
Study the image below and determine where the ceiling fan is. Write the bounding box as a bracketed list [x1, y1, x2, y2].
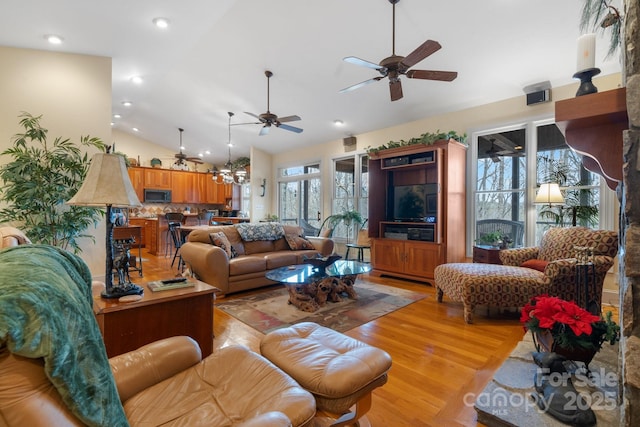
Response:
[240, 70, 303, 136]
[174, 128, 203, 165]
[483, 138, 523, 163]
[339, 0, 458, 101]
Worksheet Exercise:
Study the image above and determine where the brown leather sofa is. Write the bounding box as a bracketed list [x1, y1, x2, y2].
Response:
[181, 224, 334, 295]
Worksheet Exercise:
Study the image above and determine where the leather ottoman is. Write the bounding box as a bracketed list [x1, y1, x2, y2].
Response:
[260, 322, 392, 427]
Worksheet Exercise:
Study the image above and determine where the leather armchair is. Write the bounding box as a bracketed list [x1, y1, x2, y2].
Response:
[1, 336, 314, 426]
[0, 235, 316, 426]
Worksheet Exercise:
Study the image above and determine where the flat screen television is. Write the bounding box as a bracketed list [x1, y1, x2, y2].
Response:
[392, 183, 438, 222]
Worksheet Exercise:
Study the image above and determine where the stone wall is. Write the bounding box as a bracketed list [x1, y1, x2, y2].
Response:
[621, 1, 640, 425]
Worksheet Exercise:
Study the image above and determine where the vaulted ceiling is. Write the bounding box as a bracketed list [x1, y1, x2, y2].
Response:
[0, 0, 622, 166]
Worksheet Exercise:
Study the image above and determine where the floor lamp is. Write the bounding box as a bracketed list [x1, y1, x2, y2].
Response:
[67, 151, 143, 298]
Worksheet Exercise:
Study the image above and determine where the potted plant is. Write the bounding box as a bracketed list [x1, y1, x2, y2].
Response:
[0, 112, 107, 253]
[319, 210, 365, 243]
[520, 295, 620, 368]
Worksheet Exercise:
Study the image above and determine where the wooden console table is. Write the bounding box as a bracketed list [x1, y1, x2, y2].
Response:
[93, 280, 216, 358]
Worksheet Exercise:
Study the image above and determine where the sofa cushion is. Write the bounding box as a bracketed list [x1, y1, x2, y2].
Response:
[209, 232, 237, 259]
[122, 345, 316, 427]
[229, 256, 267, 276]
[236, 222, 285, 242]
[285, 234, 315, 251]
[264, 252, 299, 270]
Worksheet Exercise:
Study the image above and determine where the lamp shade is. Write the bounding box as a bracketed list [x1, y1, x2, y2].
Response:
[534, 183, 565, 205]
[67, 153, 141, 208]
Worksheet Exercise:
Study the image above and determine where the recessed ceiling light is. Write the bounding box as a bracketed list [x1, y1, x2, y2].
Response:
[132, 127, 139, 132]
[152, 17, 170, 29]
[130, 76, 143, 84]
[113, 114, 121, 119]
[333, 119, 344, 126]
[122, 101, 132, 107]
[45, 34, 63, 45]
[205, 150, 211, 155]
[110, 122, 115, 126]
[198, 153, 204, 157]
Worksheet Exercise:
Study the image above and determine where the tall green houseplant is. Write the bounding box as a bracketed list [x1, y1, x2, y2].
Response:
[0, 112, 107, 253]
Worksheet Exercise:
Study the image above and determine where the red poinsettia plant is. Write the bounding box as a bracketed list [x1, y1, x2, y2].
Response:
[520, 295, 620, 352]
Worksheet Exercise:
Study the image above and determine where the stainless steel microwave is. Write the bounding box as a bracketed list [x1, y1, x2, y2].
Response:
[144, 189, 171, 203]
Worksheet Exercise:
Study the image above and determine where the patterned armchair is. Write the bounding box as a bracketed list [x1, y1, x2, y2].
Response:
[499, 226, 618, 309]
[434, 227, 618, 323]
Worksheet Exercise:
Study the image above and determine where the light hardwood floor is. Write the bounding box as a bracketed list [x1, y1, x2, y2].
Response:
[135, 248, 616, 427]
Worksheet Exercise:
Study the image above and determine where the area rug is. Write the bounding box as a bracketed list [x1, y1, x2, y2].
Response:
[215, 280, 428, 334]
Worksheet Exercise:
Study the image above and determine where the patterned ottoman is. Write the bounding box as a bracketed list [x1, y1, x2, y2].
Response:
[434, 263, 548, 323]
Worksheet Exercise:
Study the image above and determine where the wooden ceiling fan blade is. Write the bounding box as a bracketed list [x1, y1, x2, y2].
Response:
[339, 77, 383, 94]
[389, 80, 403, 101]
[277, 123, 303, 133]
[259, 124, 271, 136]
[343, 56, 383, 70]
[277, 115, 301, 123]
[400, 40, 441, 69]
[406, 69, 458, 81]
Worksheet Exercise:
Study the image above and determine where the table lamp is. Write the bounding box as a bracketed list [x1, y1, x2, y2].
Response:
[67, 150, 143, 298]
[534, 183, 565, 207]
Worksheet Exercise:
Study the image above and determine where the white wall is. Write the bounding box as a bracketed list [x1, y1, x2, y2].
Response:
[271, 73, 623, 222]
[0, 46, 112, 276]
[112, 128, 212, 171]
[249, 146, 273, 221]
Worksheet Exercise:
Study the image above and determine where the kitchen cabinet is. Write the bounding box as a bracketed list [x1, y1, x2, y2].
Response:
[127, 167, 144, 202]
[144, 168, 172, 189]
[171, 171, 198, 204]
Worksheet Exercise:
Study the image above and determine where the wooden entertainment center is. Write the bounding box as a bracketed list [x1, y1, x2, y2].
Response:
[368, 138, 467, 283]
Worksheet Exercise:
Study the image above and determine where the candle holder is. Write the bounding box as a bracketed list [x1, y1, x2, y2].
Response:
[572, 67, 601, 97]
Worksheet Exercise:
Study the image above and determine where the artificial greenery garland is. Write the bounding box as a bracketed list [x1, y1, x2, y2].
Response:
[366, 130, 467, 155]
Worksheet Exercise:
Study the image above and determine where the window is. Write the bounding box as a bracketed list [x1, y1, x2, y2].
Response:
[535, 124, 600, 241]
[470, 119, 605, 252]
[331, 154, 368, 241]
[277, 163, 321, 236]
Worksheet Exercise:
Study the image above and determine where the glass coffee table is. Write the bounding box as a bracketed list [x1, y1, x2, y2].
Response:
[266, 260, 372, 312]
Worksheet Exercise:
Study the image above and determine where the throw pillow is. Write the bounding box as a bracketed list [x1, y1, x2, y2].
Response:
[521, 259, 549, 272]
[209, 232, 237, 259]
[285, 234, 315, 250]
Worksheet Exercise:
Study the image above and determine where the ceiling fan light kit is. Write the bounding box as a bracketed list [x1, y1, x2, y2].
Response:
[214, 112, 248, 185]
[340, 0, 457, 101]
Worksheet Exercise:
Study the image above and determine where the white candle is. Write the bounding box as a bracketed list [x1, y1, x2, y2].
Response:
[577, 33, 596, 72]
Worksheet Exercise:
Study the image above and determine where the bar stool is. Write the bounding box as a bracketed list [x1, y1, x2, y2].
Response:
[197, 211, 213, 225]
[164, 212, 185, 269]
